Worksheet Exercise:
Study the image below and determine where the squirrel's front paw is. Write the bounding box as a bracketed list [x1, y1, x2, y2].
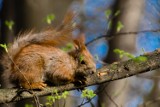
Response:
[74, 72, 87, 86]
[74, 66, 95, 86]
[21, 82, 47, 90]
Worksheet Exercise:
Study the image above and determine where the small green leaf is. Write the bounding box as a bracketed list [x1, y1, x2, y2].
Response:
[120, 54, 123, 58]
[62, 91, 69, 98]
[79, 54, 84, 63]
[44, 14, 55, 24]
[125, 53, 135, 59]
[105, 10, 112, 19]
[45, 102, 52, 106]
[114, 49, 123, 55]
[61, 43, 74, 52]
[53, 89, 58, 93]
[0, 44, 8, 52]
[47, 96, 54, 101]
[133, 56, 147, 62]
[5, 20, 14, 30]
[46, 89, 69, 106]
[57, 96, 61, 100]
[113, 49, 135, 59]
[114, 49, 147, 63]
[114, 10, 120, 17]
[116, 21, 124, 32]
[81, 89, 96, 99]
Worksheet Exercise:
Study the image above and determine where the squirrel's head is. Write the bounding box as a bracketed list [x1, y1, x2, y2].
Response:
[72, 34, 96, 74]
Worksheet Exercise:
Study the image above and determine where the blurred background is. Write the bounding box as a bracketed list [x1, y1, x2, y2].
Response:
[1, 0, 160, 107]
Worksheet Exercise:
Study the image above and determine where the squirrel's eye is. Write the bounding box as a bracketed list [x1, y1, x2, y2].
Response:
[80, 60, 86, 65]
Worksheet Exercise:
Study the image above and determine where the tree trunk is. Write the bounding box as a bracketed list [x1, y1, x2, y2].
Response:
[98, 0, 145, 106]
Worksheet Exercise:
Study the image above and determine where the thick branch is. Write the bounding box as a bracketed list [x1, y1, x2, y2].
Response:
[1, 49, 160, 104]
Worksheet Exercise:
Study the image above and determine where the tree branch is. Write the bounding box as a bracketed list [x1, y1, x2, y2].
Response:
[1, 49, 160, 104]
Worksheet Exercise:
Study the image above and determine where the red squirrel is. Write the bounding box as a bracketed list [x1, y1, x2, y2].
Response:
[1, 11, 96, 89]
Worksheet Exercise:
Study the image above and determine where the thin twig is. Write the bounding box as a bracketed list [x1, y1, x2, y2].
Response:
[86, 29, 160, 46]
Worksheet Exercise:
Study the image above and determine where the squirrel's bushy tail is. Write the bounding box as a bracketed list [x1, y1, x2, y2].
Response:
[8, 11, 77, 59]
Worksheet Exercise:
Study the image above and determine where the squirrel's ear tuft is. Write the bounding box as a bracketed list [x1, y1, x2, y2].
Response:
[73, 33, 86, 51]
[73, 40, 81, 51]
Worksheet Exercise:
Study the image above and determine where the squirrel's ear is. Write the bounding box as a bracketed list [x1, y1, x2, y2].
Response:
[73, 33, 86, 51]
[73, 40, 81, 51]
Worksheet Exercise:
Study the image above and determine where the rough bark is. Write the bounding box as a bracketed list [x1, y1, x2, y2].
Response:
[0, 49, 160, 104]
